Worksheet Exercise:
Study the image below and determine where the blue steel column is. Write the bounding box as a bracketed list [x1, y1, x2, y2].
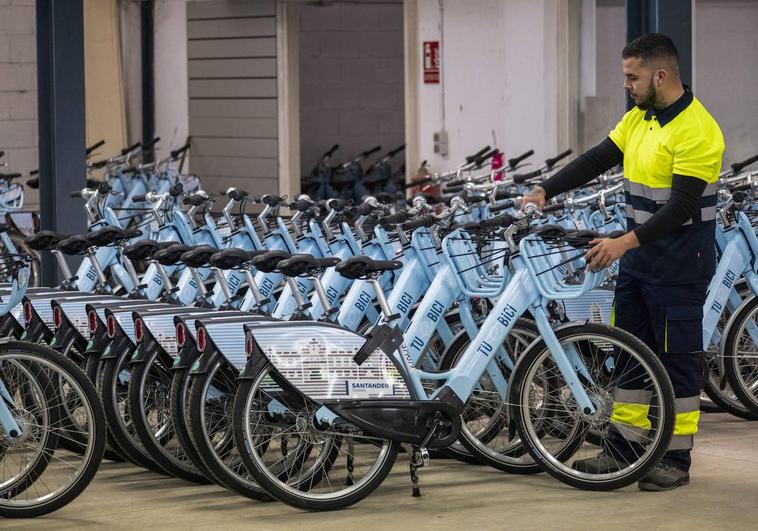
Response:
[36, 0, 87, 284]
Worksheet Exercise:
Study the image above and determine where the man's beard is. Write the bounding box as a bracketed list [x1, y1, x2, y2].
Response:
[634, 79, 658, 110]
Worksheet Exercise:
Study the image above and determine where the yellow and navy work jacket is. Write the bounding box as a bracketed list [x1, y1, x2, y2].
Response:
[609, 90, 725, 284]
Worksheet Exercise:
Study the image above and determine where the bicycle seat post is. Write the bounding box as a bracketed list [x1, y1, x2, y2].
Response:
[189, 267, 208, 298]
[86, 249, 108, 288]
[211, 267, 234, 303]
[286, 276, 306, 308]
[121, 253, 142, 292]
[243, 269, 265, 306]
[369, 277, 394, 322]
[310, 275, 332, 318]
[51, 249, 74, 284]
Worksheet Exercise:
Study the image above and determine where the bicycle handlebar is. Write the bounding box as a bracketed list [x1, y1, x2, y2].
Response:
[324, 144, 340, 158]
[513, 169, 543, 184]
[507, 149, 534, 168]
[401, 214, 437, 231]
[142, 137, 161, 150]
[465, 146, 491, 164]
[121, 142, 141, 156]
[474, 148, 498, 168]
[86, 139, 105, 156]
[545, 149, 573, 170]
[731, 153, 758, 174]
[542, 202, 565, 213]
[170, 142, 191, 159]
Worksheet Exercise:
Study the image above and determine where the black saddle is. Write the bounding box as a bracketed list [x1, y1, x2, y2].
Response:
[335, 256, 402, 280]
[180, 245, 219, 268]
[153, 244, 194, 266]
[26, 230, 69, 251]
[252, 250, 292, 273]
[277, 254, 340, 277]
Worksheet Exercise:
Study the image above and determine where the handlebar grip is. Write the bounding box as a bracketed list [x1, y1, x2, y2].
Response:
[513, 169, 543, 184]
[0, 150, 4, 159]
[142, 137, 161, 150]
[731, 153, 758, 174]
[70, 190, 83, 198]
[406, 176, 432, 188]
[90, 160, 108, 169]
[444, 185, 465, 194]
[170, 143, 191, 158]
[360, 145, 382, 158]
[494, 189, 519, 200]
[289, 199, 312, 211]
[489, 199, 516, 213]
[545, 149, 573, 169]
[346, 203, 374, 218]
[169, 183, 184, 197]
[86, 139, 106, 156]
[30, 169, 39, 176]
[474, 148, 498, 167]
[121, 141, 141, 156]
[401, 214, 437, 231]
[479, 213, 513, 229]
[122, 228, 143, 239]
[732, 183, 751, 192]
[325, 144, 340, 158]
[465, 145, 491, 164]
[381, 211, 410, 225]
[132, 195, 147, 202]
[262, 194, 283, 207]
[733, 191, 747, 202]
[445, 179, 465, 187]
[507, 149, 535, 168]
[542, 202, 565, 213]
[228, 189, 248, 201]
[327, 198, 346, 212]
[387, 144, 406, 158]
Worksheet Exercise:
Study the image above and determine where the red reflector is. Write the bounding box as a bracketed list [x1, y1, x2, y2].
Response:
[107, 315, 117, 338]
[245, 333, 253, 356]
[176, 322, 186, 347]
[23, 301, 32, 323]
[53, 306, 62, 329]
[197, 327, 207, 351]
[88, 310, 98, 333]
[135, 318, 144, 342]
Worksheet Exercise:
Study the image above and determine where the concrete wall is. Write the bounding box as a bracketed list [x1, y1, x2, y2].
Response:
[408, 0, 576, 175]
[696, 0, 758, 166]
[299, 0, 404, 174]
[0, 0, 38, 207]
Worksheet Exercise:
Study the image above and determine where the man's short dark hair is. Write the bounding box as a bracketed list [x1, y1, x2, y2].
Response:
[622, 33, 679, 72]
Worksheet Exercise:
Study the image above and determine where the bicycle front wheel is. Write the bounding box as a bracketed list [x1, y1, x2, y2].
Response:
[510, 322, 675, 491]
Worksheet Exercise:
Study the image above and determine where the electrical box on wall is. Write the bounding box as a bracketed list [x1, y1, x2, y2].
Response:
[433, 130, 448, 157]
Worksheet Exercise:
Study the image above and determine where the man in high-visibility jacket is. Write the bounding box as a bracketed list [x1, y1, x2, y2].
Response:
[523, 33, 724, 491]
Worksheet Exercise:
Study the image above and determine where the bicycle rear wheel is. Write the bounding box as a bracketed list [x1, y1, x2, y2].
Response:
[0, 341, 105, 518]
[233, 358, 398, 511]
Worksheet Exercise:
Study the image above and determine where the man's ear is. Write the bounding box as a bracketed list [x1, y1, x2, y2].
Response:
[655, 69, 667, 87]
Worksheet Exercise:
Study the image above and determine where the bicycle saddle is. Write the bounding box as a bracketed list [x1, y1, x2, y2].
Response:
[277, 254, 340, 277]
[209, 248, 258, 270]
[86, 226, 142, 248]
[122, 240, 174, 261]
[56, 235, 89, 255]
[153, 244, 194, 266]
[179, 245, 219, 269]
[335, 256, 402, 280]
[252, 250, 291, 273]
[26, 230, 69, 251]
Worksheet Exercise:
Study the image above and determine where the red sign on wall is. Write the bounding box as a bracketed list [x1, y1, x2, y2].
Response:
[423, 41, 440, 84]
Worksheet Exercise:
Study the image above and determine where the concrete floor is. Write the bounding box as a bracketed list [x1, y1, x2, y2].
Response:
[5, 412, 758, 530]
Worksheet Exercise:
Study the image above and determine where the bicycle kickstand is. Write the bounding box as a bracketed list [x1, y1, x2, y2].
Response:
[409, 412, 448, 497]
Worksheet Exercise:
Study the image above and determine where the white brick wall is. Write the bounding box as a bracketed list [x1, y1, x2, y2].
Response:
[299, 1, 404, 176]
[0, 0, 38, 209]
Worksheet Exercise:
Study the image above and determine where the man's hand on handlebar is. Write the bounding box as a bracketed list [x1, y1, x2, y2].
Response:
[521, 186, 546, 211]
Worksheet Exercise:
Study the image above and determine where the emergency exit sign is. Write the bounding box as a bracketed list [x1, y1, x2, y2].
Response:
[423, 41, 440, 84]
